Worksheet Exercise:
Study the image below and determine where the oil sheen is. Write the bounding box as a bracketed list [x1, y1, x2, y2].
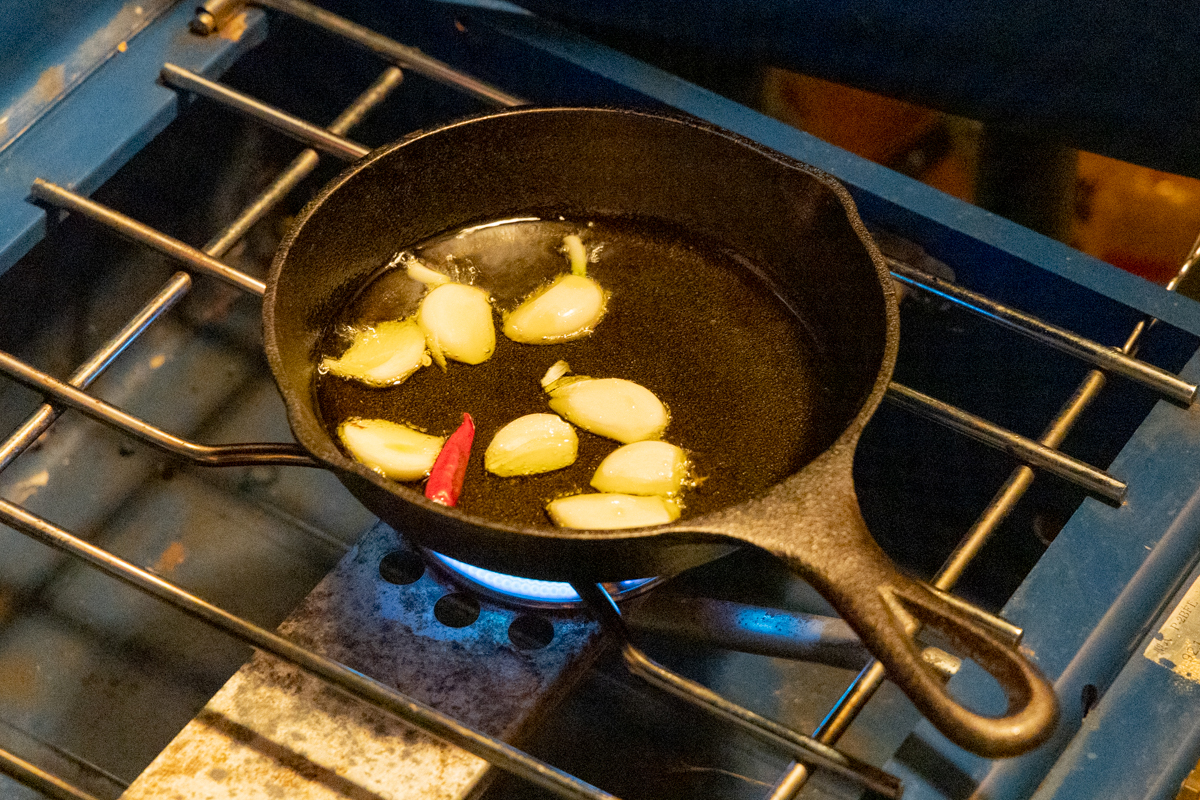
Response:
[316, 216, 827, 529]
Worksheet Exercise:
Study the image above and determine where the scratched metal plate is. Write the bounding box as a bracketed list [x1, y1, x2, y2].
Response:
[122, 524, 601, 800]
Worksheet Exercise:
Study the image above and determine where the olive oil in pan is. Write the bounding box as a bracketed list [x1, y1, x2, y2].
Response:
[316, 216, 829, 529]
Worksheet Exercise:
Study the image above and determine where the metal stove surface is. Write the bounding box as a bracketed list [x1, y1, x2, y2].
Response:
[3, 2, 1200, 800]
[120, 523, 600, 800]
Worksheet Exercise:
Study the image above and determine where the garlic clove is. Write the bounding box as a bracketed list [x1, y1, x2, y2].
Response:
[320, 318, 431, 387]
[417, 283, 496, 367]
[338, 418, 445, 481]
[503, 274, 606, 344]
[546, 493, 681, 529]
[547, 377, 668, 443]
[590, 441, 689, 496]
[484, 413, 578, 476]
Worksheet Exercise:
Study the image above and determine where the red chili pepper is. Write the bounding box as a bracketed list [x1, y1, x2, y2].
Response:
[425, 412, 475, 507]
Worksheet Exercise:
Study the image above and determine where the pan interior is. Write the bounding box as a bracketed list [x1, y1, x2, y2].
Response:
[315, 215, 840, 529]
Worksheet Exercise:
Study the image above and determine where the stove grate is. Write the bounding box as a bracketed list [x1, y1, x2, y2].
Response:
[1, 2, 1198, 799]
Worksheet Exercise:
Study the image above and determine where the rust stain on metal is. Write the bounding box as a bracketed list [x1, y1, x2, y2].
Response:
[35, 66, 66, 102]
[218, 12, 250, 42]
[154, 540, 188, 574]
[0, 654, 40, 707]
[0, 586, 14, 624]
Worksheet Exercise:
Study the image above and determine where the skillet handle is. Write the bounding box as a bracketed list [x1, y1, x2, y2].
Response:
[756, 487, 1059, 758]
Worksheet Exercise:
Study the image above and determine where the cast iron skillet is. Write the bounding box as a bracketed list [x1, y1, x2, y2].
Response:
[264, 106, 1058, 758]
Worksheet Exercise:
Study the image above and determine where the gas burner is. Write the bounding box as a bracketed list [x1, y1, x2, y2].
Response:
[427, 551, 661, 609]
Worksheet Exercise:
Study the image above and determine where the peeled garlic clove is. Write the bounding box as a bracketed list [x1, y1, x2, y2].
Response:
[503, 274, 606, 344]
[417, 283, 496, 367]
[546, 493, 681, 529]
[591, 441, 689, 496]
[320, 318, 431, 387]
[484, 413, 578, 477]
[547, 378, 668, 443]
[338, 418, 445, 481]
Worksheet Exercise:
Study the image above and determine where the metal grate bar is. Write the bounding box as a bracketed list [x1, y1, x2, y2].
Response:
[0, 349, 315, 467]
[886, 381, 1126, 502]
[248, 0, 525, 107]
[160, 63, 370, 161]
[889, 257, 1198, 405]
[0, 719, 127, 800]
[30, 179, 265, 295]
[203, 65, 403, 256]
[622, 643, 902, 797]
[0, 745, 103, 800]
[928, 586, 1023, 643]
[934, 371, 1109, 591]
[0, 272, 191, 473]
[0, 497, 619, 800]
[29, 178, 263, 293]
